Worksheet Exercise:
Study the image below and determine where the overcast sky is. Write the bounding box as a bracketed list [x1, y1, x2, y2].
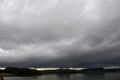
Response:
[0, 0, 120, 67]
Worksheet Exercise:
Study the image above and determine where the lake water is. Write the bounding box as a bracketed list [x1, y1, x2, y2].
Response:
[4, 72, 120, 80]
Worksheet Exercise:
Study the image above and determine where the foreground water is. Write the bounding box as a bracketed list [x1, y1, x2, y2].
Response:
[4, 72, 120, 80]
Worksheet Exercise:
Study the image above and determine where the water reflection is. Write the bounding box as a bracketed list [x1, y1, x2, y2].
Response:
[37, 73, 105, 80]
[4, 73, 120, 80]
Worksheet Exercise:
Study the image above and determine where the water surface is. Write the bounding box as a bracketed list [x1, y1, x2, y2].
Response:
[4, 72, 120, 80]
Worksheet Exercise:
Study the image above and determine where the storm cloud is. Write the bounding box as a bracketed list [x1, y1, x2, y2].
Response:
[0, 0, 120, 67]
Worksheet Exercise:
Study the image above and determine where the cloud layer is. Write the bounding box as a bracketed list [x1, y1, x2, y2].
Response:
[0, 0, 120, 67]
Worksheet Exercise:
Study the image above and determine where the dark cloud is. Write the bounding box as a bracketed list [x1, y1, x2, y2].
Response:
[0, 0, 120, 67]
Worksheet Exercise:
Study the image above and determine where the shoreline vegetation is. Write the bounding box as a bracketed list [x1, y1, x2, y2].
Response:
[0, 67, 120, 76]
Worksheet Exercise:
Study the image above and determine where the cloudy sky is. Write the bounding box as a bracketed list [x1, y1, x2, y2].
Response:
[0, 0, 120, 67]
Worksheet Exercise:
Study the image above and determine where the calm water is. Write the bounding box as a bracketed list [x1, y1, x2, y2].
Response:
[4, 73, 120, 80]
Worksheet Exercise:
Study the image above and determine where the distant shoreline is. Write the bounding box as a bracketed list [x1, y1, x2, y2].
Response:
[0, 67, 120, 76]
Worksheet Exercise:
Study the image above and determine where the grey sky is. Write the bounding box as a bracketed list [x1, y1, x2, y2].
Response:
[0, 0, 120, 67]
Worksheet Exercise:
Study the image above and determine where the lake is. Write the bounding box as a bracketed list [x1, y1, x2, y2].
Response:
[4, 72, 120, 80]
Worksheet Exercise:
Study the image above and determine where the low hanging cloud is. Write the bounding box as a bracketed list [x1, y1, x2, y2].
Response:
[0, 0, 120, 67]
